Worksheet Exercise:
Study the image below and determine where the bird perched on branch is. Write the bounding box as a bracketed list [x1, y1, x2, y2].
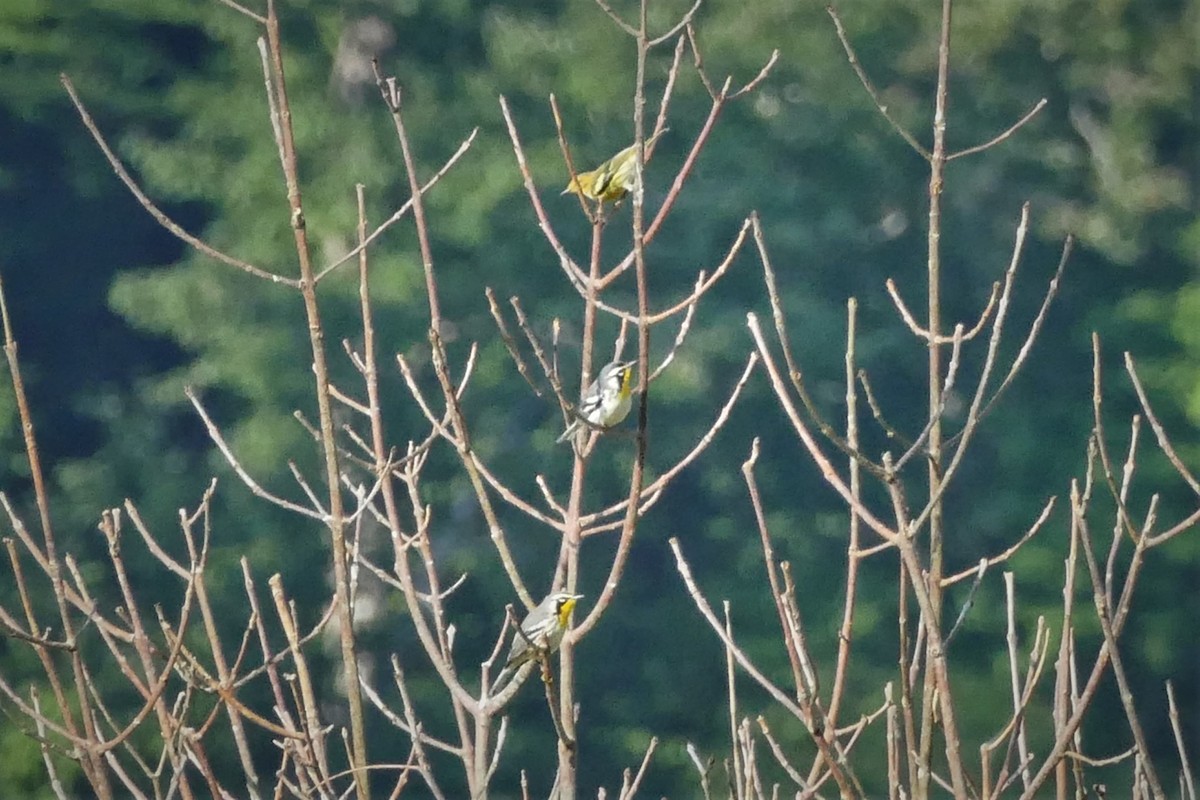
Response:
[493, 592, 583, 692]
[557, 360, 635, 444]
[562, 129, 667, 204]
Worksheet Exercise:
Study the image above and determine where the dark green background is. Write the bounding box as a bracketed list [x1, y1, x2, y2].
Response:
[0, 0, 1196, 795]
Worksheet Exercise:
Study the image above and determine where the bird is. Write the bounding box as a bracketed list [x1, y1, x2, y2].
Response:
[557, 360, 635, 445]
[562, 129, 667, 204]
[493, 592, 583, 692]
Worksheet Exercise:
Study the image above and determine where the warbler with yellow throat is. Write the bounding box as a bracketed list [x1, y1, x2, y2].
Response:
[493, 592, 582, 691]
[557, 360, 635, 444]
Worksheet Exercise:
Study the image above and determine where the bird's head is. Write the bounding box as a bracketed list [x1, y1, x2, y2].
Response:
[600, 360, 635, 396]
[563, 171, 596, 197]
[548, 592, 583, 627]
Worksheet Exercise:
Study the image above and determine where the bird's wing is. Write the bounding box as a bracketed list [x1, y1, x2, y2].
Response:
[577, 383, 605, 418]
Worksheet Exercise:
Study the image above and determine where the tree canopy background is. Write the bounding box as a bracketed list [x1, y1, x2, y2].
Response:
[0, 0, 1196, 795]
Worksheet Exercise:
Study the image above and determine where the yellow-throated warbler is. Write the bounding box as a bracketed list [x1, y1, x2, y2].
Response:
[493, 592, 582, 691]
[557, 360, 635, 444]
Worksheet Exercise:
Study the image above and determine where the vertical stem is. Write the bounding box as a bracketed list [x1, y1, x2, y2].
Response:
[886, 683, 900, 800]
[1166, 682, 1196, 800]
[264, 4, 368, 796]
[629, 0, 652, 557]
[269, 575, 330, 784]
[827, 298, 861, 728]
[1003, 573, 1033, 792]
[383, 79, 442, 329]
[554, 172, 604, 800]
[589, 0, 654, 783]
[555, 1, 655, 794]
[725, 603, 744, 800]
[897, 561, 919, 793]
[919, 0, 953, 796]
[1076, 508, 1166, 800]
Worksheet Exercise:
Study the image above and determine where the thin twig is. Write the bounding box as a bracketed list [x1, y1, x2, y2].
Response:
[1166, 681, 1197, 800]
[61, 75, 291, 286]
[1125, 352, 1200, 497]
[948, 99, 1049, 161]
[186, 388, 325, 521]
[945, 234, 1073, 448]
[579, 353, 759, 537]
[214, 0, 266, 23]
[886, 277, 1000, 343]
[826, 7, 931, 159]
[315, 129, 478, 283]
[940, 496, 1057, 586]
[670, 538, 858, 798]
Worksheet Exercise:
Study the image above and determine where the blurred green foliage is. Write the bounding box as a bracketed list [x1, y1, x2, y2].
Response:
[0, 0, 1195, 795]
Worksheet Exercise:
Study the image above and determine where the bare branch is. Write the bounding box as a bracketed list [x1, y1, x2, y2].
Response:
[738, 441, 807, 713]
[1075, 495, 1166, 800]
[486, 287, 548, 399]
[358, 678, 461, 757]
[754, 217, 888, 480]
[648, 278, 702, 382]
[60, 76, 292, 286]
[315, 129, 479, 283]
[1166, 681, 1197, 800]
[826, 7, 931, 159]
[729, 49, 780, 99]
[592, 0, 638, 36]
[617, 736, 659, 800]
[940, 496, 1056, 586]
[946, 233, 1073, 447]
[213, 0, 267, 24]
[468, 451, 565, 530]
[1125, 351, 1200, 497]
[508, 295, 571, 411]
[948, 99, 1049, 161]
[1002, 573, 1034, 793]
[586, 218, 753, 325]
[650, 1, 702, 47]
[186, 388, 325, 521]
[580, 353, 758, 537]
[670, 538, 858, 797]
[755, 717, 809, 791]
[498, 95, 589, 288]
[747, 312, 900, 544]
[371, 58, 444, 327]
[886, 277, 1000, 343]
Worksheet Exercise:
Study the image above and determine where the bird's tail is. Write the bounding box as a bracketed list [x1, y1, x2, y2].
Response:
[492, 664, 516, 694]
[556, 419, 581, 445]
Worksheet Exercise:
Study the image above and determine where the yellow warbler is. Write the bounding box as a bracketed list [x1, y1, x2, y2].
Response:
[562, 129, 667, 204]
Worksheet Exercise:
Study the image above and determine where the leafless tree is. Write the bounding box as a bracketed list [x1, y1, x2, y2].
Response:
[668, 2, 1199, 799]
[0, 0, 774, 797]
[0, 0, 1194, 799]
